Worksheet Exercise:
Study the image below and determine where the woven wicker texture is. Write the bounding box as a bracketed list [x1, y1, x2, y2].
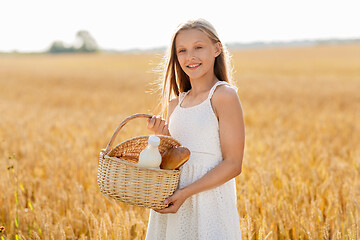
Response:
[97, 113, 182, 209]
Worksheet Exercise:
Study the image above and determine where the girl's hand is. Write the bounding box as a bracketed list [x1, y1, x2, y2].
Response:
[99, 148, 107, 159]
[153, 189, 189, 214]
[147, 115, 170, 136]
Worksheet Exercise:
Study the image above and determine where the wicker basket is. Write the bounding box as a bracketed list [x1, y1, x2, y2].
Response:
[97, 113, 182, 209]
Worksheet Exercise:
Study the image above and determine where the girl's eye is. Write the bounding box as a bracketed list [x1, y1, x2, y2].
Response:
[195, 46, 202, 50]
[178, 49, 186, 53]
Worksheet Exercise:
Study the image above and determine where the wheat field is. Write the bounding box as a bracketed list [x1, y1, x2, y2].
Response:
[0, 43, 359, 239]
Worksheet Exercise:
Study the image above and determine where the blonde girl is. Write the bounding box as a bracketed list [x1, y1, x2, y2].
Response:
[145, 18, 244, 240]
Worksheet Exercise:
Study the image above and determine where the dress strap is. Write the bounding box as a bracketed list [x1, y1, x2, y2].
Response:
[178, 91, 190, 105]
[208, 81, 238, 99]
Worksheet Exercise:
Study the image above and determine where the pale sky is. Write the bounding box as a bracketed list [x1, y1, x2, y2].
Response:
[0, 0, 359, 52]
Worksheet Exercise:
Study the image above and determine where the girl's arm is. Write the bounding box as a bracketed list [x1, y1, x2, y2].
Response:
[147, 97, 179, 135]
[155, 85, 245, 214]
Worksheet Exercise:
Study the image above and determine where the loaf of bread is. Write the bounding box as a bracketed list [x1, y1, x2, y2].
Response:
[160, 146, 190, 170]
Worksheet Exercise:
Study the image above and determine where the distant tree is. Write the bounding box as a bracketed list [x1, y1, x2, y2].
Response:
[49, 41, 66, 53]
[48, 41, 75, 53]
[75, 30, 99, 52]
[47, 30, 99, 54]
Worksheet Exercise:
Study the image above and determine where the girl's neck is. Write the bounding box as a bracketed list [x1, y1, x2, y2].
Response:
[188, 75, 219, 96]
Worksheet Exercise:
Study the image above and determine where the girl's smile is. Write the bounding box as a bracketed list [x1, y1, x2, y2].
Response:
[187, 63, 201, 70]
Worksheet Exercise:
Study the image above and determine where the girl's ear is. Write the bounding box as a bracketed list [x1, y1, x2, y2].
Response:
[214, 42, 222, 57]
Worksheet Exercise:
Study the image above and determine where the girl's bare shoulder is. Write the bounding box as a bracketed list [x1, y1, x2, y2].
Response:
[167, 97, 179, 120]
[211, 84, 242, 117]
[169, 96, 179, 107]
[212, 84, 240, 105]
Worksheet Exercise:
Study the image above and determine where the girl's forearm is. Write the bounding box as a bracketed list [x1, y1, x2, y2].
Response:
[180, 160, 242, 199]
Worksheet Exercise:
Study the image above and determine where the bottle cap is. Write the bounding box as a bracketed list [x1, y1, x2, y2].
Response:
[148, 135, 160, 146]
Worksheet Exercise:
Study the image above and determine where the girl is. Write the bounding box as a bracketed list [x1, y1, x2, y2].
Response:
[145, 19, 244, 240]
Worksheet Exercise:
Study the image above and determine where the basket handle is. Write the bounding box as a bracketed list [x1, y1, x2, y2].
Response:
[102, 113, 153, 155]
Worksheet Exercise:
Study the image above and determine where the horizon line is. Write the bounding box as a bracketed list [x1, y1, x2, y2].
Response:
[1, 36, 360, 54]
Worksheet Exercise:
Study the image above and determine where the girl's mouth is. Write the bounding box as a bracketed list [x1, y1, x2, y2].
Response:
[187, 63, 201, 70]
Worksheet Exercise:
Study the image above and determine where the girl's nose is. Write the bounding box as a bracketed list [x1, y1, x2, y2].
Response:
[187, 52, 196, 60]
[186, 50, 196, 60]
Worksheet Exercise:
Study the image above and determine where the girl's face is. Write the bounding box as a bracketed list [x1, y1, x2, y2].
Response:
[175, 29, 221, 81]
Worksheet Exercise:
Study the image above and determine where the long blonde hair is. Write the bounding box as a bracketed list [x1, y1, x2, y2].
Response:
[157, 18, 234, 116]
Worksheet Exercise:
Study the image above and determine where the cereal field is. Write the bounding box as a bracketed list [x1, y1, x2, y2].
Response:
[0, 43, 359, 239]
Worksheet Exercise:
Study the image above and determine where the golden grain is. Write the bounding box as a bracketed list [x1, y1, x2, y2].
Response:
[0, 44, 359, 239]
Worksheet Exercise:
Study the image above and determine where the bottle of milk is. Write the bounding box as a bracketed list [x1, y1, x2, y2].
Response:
[137, 135, 162, 169]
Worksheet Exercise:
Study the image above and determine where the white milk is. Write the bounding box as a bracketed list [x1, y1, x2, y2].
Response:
[137, 135, 162, 169]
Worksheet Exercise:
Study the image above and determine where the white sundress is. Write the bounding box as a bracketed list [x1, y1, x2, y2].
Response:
[145, 81, 242, 240]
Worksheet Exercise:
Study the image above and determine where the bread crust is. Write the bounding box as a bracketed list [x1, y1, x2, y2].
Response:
[160, 146, 190, 170]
